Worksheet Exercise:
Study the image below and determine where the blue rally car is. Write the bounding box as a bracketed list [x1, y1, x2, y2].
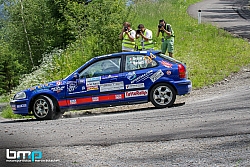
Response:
[10, 50, 192, 120]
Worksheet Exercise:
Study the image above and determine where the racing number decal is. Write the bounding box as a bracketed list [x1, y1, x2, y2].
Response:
[144, 53, 156, 63]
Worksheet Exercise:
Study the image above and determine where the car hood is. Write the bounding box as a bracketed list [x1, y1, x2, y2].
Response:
[25, 80, 66, 93]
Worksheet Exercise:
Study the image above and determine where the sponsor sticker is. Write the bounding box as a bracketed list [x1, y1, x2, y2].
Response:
[125, 90, 148, 98]
[86, 77, 101, 82]
[100, 81, 124, 92]
[115, 94, 123, 99]
[87, 86, 99, 91]
[160, 60, 173, 68]
[150, 69, 164, 82]
[51, 86, 65, 93]
[86, 81, 100, 87]
[129, 56, 145, 65]
[144, 56, 152, 63]
[78, 79, 85, 84]
[126, 83, 145, 89]
[131, 70, 153, 84]
[126, 71, 136, 81]
[67, 82, 78, 92]
[56, 81, 63, 85]
[149, 53, 156, 59]
[16, 104, 27, 108]
[70, 99, 77, 104]
[102, 74, 119, 80]
[92, 97, 99, 102]
[166, 70, 172, 75]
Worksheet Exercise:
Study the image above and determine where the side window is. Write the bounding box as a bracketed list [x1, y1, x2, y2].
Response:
[79, 58, 121, 78]
[125, 55, 157, 71]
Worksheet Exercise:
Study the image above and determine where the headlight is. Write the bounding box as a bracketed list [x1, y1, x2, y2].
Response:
[14, 91, 26, 100]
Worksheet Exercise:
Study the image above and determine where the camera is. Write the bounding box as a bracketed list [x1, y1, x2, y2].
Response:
[124, 26, 128, 31]
[158, 24, 164, 29]
[136, 29, 141, 34]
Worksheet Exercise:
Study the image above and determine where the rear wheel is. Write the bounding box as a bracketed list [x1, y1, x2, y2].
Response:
[150, 83, 176, 108]
[33, 95, 55, 120]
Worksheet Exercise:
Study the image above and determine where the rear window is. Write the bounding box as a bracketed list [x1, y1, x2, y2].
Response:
[157, 53, 181, 64]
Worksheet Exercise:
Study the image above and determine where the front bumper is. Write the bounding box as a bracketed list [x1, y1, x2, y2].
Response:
[10, 99, 29, 115]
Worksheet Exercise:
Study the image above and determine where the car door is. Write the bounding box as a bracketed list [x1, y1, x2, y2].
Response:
[97, 57, 125, 104]
[65, 57, 123, 108]
[120, 54, 158, 103]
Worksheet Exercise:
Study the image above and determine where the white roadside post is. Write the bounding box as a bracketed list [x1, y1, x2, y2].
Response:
[198, 10, 201, 24]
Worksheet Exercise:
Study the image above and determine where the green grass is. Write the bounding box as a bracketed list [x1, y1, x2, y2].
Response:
[132, 0, 250, 88]
[0, 105, 24, 119]
[0, 95, 9, 103]
[1, 0, 250, 119]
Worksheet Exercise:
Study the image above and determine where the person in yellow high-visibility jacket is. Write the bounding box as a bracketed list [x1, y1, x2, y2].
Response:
[135, 24, 154, 51]
[119, 22, 136, 52]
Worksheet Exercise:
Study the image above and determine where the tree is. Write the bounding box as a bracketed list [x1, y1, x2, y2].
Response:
[0, 0, 68, 72]
[0, 0, 134, 94]
[0, 41, 22, 94]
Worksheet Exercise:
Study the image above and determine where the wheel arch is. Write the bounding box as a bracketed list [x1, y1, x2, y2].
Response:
[147, 81, 177, 102]
[29, 93, 61, 113]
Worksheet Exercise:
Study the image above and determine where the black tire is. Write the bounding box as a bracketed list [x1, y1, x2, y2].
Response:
[150, 83, 176, 108]
[33, 95, 55, 120]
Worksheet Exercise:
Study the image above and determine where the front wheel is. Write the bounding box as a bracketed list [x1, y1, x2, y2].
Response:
[150, 83, 176, 108]
[33, 95, 55, 120]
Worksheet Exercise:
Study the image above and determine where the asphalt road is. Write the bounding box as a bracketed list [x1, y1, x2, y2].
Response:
[188, 0, 250, 40]
[0, 68, 250, 166]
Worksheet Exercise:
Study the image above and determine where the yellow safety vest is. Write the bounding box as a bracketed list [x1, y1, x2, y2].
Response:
[122, 30, 136, 49]
[137, 29, 154, 50]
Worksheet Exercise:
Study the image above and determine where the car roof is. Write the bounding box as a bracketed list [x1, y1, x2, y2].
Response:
[76, 50, 162, 73]
[95, 50, 162, 59]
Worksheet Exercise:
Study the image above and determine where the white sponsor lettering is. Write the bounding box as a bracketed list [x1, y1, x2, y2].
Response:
[150, 69, 164, 82]
[115, 94, 123, 99]
[16, 104, 27, 108]
[131, 70, 153, 84]
[51, 86, 65, 92]
[92, 97, 99, 102]
[86, 77, 101, 82]
[100, 81, 124, 92]
[67, 82, 77, 92]
[86, 81, 100, 87]
[126, 83, 144, 89]
[70, 99, 77, 104]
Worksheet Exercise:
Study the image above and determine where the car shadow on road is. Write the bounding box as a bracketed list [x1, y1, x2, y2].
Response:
[0, 102, 186, 122]
[63, 102, 186, 119]
[0, 118, 40, 123]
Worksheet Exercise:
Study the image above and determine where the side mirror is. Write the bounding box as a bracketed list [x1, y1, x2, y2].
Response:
[73, 73, 79, 80]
